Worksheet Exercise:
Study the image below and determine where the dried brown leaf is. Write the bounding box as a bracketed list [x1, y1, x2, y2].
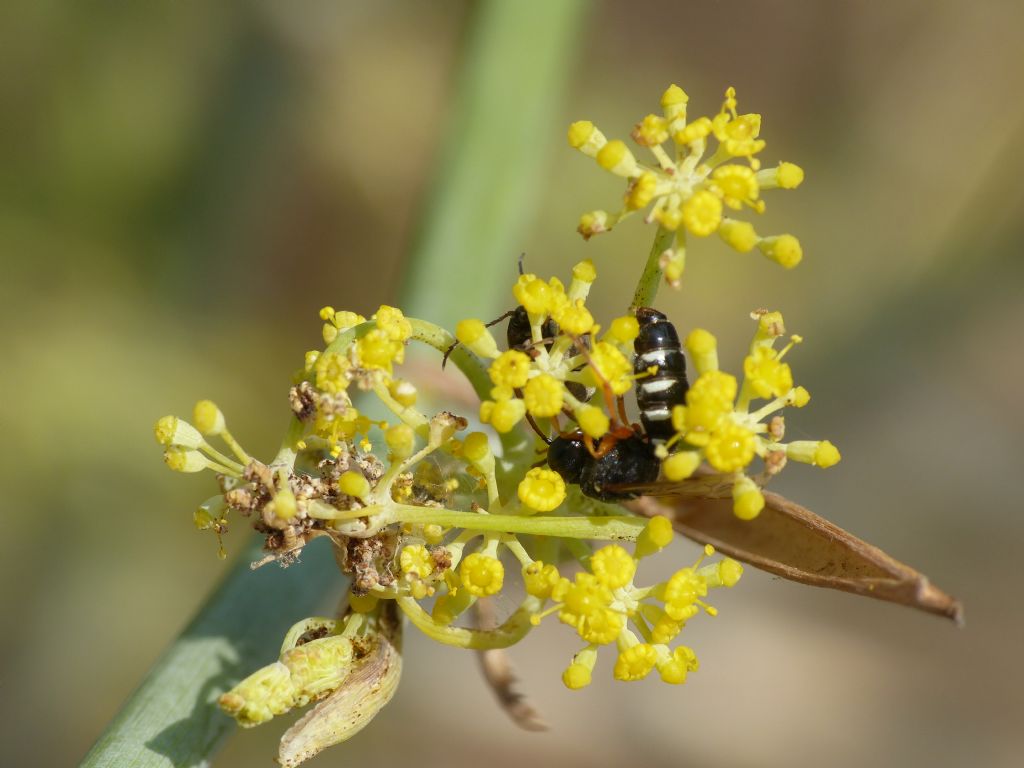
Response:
[626, 490, 963, 624]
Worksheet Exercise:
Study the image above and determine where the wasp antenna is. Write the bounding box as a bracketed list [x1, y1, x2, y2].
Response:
[441, 339, 459, 370]
[484, 309, 516, 329]
[518, 252, 527, 276]
[524, 411, 553, 444]
[517, 335, 560, 351]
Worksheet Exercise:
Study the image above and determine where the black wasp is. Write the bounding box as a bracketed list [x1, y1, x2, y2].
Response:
[544, 307, 689, 501]
[442, 259, 689, 502]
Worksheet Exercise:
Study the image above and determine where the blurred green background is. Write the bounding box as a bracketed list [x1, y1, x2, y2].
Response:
[2, 1, 1022, 766]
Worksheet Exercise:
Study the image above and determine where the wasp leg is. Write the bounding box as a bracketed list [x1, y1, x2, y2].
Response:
[616, 395, 629, 426]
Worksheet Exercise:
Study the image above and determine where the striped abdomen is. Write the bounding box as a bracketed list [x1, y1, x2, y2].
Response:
[633, 308, 689, 440]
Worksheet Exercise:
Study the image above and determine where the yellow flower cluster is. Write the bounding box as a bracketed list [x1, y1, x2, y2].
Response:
[462, 259, 639, 443]
[150, 71, 855, 766]
[569, 84, 805, 285]
[304, 305, 419, 450]
[525, 517, 743, 687]
[662, 310, 840, 519]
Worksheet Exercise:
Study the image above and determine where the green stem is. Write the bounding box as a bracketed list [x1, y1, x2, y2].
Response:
[396, 595, 540, 650]
[381, 505, 646, 541]
[270, 416, 306, 470]
[408, 317, 527, 458]
[80, 539, 344, 768]
[408, 318, 492, 401]
[631, 225, 675, 310]
[323, 317, 492, 405]
[402, 0, 587, 329]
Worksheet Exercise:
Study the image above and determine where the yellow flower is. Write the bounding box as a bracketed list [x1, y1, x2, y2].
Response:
[712, 88, 766, 160]
[562, 646, 598, 690]
[635, 515, 674, 559]
[663, 566, 708, 622]
[583, 342, 632, 395]
[513, 273, 559, 316]
[193, 400, 226, 435]
[319, 307, 366, 344]
[455, 318, 500, 359]
[578, 210, 612, 240]
[681, 189, 723, 237]
[374, 305, 412, 342]
[460, 553, 504, 597]
[567, 120, 607, 157]
[385, 423, 416, 459]
[523, 374, 564, 418]
[479, 395, 525, 433]
[786, 440, 841, 468]
[154, 415, 202, 449]
[575, 404, 609, 439]
[523, 561, 561, 599]
[388, 378, 417, 407]
[732, 475, 765, 521]
[596, 139, 641, 177]
[759, 234, 803, 268]
[718, 218, 759, 253]
[614, 643, 658, 682]
[625, 172, 658, 210]
[569, 258, 597, 297]
[684, 328, 719, 375]
[562, 662, 593, 690]
[590, 545, 637, 590]
[664, 312, 840, 518]
[356, 329, 403, 372]
[568, 83, 806, 283]
[338, 470, 370, 499]
[703, 419, 757, 472]
[163, 447, 210, 473]
[517, 467, 567, 512]
[743, 346, 793, 399]
[605, 315, 640, 345]
[631, 114, 669, 147]
[489, 350, 532, 388]
[662, 450, 701, 481]
[553, 299, 595, 336]
[656, 646, 699, 685]
[558, 573, 623, 645]
[400, 545, 434, 579]
[710, 164, 761, 211]
[314, 350, 350, 394]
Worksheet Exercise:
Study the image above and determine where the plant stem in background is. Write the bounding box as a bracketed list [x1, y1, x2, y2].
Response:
[403, 0, 586, 327]
[81, 1, 586, 765]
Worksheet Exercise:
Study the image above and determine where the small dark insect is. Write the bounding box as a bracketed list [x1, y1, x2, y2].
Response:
[443, 255, 559, 369]
[437, 259, 690, 502]
[547, 430, 660, 502]
[632, 307, 689, 441]
[543, 307, 690, 501]
[506, 305, 558, 356]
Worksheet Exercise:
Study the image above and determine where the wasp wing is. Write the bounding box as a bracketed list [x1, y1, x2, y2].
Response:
[608, 472, 736, 500]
